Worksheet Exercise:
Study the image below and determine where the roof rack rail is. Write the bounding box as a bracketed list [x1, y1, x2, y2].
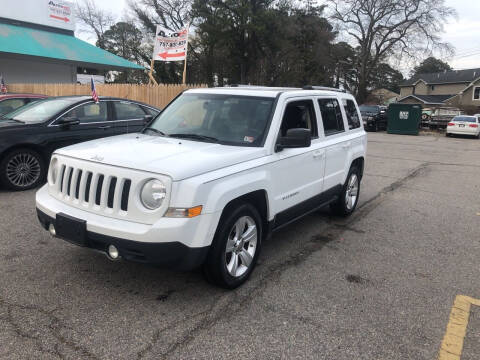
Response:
[302, 85, 347, 93]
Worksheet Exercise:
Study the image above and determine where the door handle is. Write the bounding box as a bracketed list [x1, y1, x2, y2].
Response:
[98, 125, 111, 129]
[341, 142, 351, 149]
[313, 151, 324, 159]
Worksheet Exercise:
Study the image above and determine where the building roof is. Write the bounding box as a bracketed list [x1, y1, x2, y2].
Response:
[401, 68, 480, 86]
[0, 22, 143, 71]
[398, 94, 456, 105]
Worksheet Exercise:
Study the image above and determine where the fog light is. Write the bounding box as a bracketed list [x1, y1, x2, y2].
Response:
[48, 224, 56, 236]
[107, 245, 119, 259]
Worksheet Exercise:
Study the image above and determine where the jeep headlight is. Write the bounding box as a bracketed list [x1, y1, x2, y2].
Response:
[49, 157, 59, 184]
[140, 179, 167, 210]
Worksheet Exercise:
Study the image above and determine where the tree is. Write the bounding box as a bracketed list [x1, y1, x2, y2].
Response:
[328, 0, 456, 103]
[190, 0, 338, 86]
[370, 63, 404, 93]
[102, 22, 149, 83]
[76, 0, 115, 49]
[413, 56, 452, 76]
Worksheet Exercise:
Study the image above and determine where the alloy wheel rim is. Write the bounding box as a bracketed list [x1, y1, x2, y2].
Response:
[225, 215, 257, 278]
[345, 174, 359, 210]
[6, 153, 41, 188]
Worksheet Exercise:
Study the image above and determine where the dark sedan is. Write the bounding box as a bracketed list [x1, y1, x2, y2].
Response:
[0, 96, 161, 190]
[359, 105, 388, 131]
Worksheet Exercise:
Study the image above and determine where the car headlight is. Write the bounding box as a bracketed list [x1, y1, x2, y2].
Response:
[49, 157, 59, 184]
[140, 179, 166, 210]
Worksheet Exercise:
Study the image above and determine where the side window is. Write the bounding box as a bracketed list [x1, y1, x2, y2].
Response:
[342, 99, 361, 130]
[62, 102, 108, 123]
[318, 98, 345, 136]
[142, 106, 160, 116]
[0, 98, 28, 115]
[113, 102, 147, 120]
[280, 100, 318, 138]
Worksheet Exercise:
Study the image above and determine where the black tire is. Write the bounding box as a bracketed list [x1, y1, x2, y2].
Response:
[0, 148, 46, 191]
[445, 132, 450, 137]
[330, 166, 361, 217]
[203, 202, 263, 289]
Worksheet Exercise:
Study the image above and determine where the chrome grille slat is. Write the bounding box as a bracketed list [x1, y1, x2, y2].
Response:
[99, 175, 110, 209]
[70, 168, 80, 199]
[113, 178, 124, 212]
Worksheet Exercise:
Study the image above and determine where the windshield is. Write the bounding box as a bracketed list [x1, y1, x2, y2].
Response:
[453, 116, 477, 123]
[359, 105, 379, 113]
[3, 98, 79, 124]
[146, 93, 275, 146]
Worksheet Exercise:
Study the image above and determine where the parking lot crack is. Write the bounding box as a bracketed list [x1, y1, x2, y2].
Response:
[0, 296, 99, 360]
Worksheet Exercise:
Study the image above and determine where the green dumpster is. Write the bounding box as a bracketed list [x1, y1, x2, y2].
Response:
[387, 103, 422, 135]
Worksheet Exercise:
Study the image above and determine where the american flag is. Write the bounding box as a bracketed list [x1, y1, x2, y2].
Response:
[91, 77, 99, 103]
[0, 75, 7, 94]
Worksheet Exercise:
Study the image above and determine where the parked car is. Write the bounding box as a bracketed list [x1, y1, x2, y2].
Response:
[359, 105, 387, 131]
[421, 107, 433, 127]
[446, 115, 480, 138]
[36, 86, 367, 288]
[0, 96, 161, 190]
[428, 107, 462, 129]
[0, 93, 47, 116]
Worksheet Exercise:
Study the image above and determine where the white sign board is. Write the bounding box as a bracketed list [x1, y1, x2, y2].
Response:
[47, 1, 73, 26]
[0, 0, 75, 31]
[153, 26, 188, 62]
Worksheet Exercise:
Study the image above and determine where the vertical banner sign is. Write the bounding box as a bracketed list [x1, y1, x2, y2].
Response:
[153, 26, 189, 62]
[47, 1, 73, 24]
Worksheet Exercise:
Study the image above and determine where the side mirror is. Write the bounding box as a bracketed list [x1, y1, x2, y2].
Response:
[59, 117, 80, 128]
[276, 128, 311, 152]
[143, 114, 154, 125]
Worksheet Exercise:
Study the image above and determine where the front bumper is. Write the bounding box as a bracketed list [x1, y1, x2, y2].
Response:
[37, 208, 209, 270]
[35, 185, 218, 270]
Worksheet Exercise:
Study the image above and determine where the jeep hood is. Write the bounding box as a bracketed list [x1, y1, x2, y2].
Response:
[55, 133, 267, 181]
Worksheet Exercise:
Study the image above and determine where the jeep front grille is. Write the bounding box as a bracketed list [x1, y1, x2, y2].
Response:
[49, 155, 171, 225]
[56, 165, 132, 212]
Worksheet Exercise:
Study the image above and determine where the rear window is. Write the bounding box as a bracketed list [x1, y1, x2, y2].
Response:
[359, 105, 379, 113]
[453, 116, 477, 123]
[343, 99, 361, 129]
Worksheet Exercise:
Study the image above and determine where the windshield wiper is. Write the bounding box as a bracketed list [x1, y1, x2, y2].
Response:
[169, 133, 219, 143]
[143, 127, 167, 136]
[0, 117, 23, 123]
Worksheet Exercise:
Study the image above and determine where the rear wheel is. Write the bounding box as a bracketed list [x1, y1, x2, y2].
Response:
[0, 149, 45, 191]
[330, 166, 361, 217]
[203, 202, 262, 289]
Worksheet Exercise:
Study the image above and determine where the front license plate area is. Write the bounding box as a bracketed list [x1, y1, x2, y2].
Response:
[55, 213, 87, 246]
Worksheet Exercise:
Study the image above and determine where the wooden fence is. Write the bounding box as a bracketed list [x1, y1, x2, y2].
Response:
[7, 83, 208, 109]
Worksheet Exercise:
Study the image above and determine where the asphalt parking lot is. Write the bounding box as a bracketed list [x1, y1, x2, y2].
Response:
[1, 132, 479, 360]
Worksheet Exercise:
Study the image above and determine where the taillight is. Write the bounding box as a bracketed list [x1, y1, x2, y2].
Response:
[447, 122, 455, 126]
[469, 124, 478, 128]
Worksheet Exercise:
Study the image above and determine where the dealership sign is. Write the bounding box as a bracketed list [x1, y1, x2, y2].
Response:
[47, 1, 72, 24]
[153, 26, 189, 62]
[0, 0, 75, 31]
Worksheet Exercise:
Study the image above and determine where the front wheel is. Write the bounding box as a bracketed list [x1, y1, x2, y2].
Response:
[0, 149, 45, 191]
[330, 166, 361, 217]
[203, 202, 262, 289]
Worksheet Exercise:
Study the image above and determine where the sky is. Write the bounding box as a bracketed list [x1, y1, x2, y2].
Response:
[75, 0, 480, 73]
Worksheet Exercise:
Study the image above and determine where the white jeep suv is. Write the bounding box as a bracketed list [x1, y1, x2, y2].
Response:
[36, 86, 367, 288]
